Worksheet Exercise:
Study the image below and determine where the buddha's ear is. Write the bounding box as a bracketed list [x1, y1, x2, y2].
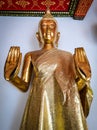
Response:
[55, 32, 60, 47]
[36, 32, 43, 47]
[36, 32, 40, 43]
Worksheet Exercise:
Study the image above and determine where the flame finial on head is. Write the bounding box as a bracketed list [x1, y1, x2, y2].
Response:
[43, 8, 53, 18]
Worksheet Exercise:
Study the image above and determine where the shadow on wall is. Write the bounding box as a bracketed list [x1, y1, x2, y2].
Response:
[94, 1, 97, 18]
[92, 24, 97, 43]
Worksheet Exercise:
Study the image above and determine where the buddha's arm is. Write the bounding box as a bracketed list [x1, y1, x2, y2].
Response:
[75, 69, 93, 117]
[74, 47, 93, 117]
[4, 47, 32, 92]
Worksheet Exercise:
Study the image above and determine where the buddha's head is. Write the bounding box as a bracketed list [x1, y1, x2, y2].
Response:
[36, 9, 60, 47]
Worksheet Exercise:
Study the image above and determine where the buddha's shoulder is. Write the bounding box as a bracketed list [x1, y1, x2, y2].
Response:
[57, 49, 73, 57]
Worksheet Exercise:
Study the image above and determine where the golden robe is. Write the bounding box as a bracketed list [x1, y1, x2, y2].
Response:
[20, 48, 93, 130]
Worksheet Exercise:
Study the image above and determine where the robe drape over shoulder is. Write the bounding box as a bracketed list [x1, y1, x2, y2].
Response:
[20, 48, 93, 130]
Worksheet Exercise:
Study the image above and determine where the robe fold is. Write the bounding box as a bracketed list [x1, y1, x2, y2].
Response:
[20, 48, 92, 130]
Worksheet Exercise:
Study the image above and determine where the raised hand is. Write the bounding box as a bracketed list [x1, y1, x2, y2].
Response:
[74, 47, 91, 80]
[4, 46, 22, 80]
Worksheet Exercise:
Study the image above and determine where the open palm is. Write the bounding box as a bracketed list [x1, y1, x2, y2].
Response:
[4, 46, 22, 80]
[74, 47, 91, 80]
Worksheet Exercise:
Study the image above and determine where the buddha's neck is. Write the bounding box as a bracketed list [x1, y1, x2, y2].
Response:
[42, 43, 55, 50]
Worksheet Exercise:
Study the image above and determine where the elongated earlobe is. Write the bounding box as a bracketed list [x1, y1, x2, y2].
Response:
[55, 32, 60, 47]
[36, 32, 44, 47]
[36, 32, 40, 42]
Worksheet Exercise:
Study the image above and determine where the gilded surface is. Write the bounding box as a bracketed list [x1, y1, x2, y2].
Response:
[4, 9, 93, 130]
[20, 48, 90, 130]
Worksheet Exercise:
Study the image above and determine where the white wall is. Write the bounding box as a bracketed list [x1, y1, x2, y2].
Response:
[0, 0, 97, 129]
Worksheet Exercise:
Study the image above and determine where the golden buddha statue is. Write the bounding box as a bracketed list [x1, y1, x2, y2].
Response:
[4, 9, 93, 130]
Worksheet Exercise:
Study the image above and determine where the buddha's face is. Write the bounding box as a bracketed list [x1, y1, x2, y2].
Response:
[39, 19, 57, 44]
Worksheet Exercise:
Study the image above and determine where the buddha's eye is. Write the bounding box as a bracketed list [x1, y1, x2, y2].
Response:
[49, 24, 55, 29]
[42, 24, 47, 28]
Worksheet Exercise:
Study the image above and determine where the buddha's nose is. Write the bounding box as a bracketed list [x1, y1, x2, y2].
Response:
[47, 26, 50, 33]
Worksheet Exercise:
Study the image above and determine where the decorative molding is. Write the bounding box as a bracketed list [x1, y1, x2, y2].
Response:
[0, 0, 78, 17]
[0, 0, 93, 19]
[74, 0, 93, 19]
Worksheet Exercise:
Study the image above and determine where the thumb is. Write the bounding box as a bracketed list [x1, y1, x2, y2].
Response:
[12, 53, 22, 78]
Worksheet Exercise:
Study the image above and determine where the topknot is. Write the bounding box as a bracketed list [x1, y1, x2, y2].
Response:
[43, 8, 54, 18]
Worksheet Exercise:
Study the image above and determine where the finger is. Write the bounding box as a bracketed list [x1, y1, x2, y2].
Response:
[7, 47, 13, 62]
[77, 48, 81, 62]
[77, 47, 85, 62]
[74, 48, 79, 64]
[13, 46, 20, 62]
[81, 48, 87, 62]
[12, 52, 22, 78]
[17, 47, 20, 62]
[14, 47, 19, 62]
[81, 48, 88, 63]
[14, 47, 17, 62]
[17, 47, 20, 57]
[80, 48, 84, 62]
[10, 47, 15, 62]
[74, 48, 84, 66]
[16, 53, 22, 72]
